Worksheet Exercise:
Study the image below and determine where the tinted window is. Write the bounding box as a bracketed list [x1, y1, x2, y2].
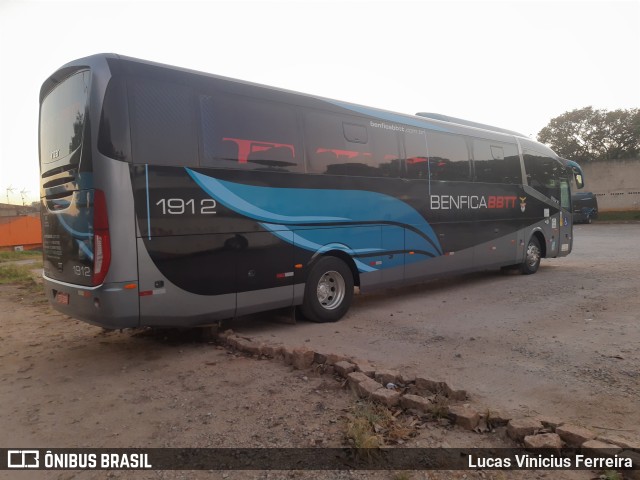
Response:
[200, 95, 301, 172]
[404, 129, 428, 179]
[130, 79, 198, 166]
[560, 179, 570, 209]
[523, 149, 562, 201]
[343, 123, 367, 143]
[473, 139, 521, 184]
[40, 70, 90, 167]
[98, 76, 131, 162]
[405, 130, 470, 181]
[305, 112, 399, 177]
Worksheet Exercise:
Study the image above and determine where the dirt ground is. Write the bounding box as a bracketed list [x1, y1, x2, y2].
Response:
[1, 224, 638, 480]
[234, 224, 640, 435]
[0, 284, 595, 480]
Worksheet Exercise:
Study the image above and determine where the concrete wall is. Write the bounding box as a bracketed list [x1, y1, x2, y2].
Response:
[580, 158, 640, 211]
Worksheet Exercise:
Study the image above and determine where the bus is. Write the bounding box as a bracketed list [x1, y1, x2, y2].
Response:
[39, 54, 585, 328]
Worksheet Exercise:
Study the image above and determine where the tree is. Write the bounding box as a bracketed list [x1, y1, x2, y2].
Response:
[537, 107, 640, 162]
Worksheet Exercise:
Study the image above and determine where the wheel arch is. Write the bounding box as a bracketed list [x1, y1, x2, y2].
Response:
[531, 230, 547, 258]
[311, 249, 360, 287]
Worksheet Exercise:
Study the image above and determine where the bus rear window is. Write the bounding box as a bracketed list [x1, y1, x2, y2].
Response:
[40, 70, 90, 167]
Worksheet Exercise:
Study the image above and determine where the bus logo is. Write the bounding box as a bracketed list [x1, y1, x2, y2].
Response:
[519, 197, 527, 213]
[7, 450, 40, 468]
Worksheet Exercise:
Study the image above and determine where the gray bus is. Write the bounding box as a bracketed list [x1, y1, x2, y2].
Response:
[39, 54, 585, 328]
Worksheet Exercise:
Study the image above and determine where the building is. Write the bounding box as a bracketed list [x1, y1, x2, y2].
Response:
[0, 208, 42, 251]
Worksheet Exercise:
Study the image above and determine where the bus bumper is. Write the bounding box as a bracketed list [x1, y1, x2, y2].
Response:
[43, 275, 140, 329]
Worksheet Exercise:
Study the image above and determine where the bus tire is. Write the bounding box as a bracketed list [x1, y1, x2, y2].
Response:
[301, 256, 354, 323]
[521, 236, 542, 275]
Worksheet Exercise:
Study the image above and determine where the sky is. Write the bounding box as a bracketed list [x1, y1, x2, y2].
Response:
[0, 0, 639, 205]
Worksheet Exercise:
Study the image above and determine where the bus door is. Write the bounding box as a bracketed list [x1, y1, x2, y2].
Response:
[558, 178, 573, 256]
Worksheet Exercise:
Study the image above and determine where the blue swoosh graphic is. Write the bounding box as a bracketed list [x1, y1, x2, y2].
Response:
[186, 168, 442, 271]
[58, 213, 92, 239]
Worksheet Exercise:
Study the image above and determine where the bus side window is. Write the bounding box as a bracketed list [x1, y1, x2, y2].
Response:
[473, 139, 521, 184]
[199, 94, 302, 172]
[404, 130, 470, 181]
[130, 78, 198, 167]
[304, 111, 399, 177]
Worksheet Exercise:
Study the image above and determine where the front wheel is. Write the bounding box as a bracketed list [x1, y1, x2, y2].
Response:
[301, 256, 354, 323]
[521, 236, 542, 275]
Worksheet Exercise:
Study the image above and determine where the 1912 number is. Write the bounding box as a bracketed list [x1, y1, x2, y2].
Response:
[156, 198, 217, 215]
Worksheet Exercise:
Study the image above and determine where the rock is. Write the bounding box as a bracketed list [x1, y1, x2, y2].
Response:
[536, 415, 564, 430]
[235, 337, 262, 355]
[281, 346, 294, 365]
[399, 372, 416, 384]
[291, 348, 315, 370]
[313, 352, 327, 365]
[261, 345, 282, 358]
[448, 405, 480, 431]
[354, 361, 376, 378]
[346, 371, 372, 395]
[374, 369, 401, 386]
[216, 329, 234, 342]
[448, 388, 467, 401]
[581, 439, 622, 456]
[415, 376, 464, 399]
[524, 433, 563, 450]
[400, 394, 432, 413]
[415, 376, 448, 395]
[556, 424, 596, 447]
[225, 335, 240, 349]
[486, 410, 512, 427]
[371, 388, 401, 407]
[333, 360, 356, 377]
[325, 354, 347, 365]
[357, 378, 384, 398]
[596, 434, 640, 450]
[507, 418, 543, 442]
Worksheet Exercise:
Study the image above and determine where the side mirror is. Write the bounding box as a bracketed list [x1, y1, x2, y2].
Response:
[574, 172, 585, 189]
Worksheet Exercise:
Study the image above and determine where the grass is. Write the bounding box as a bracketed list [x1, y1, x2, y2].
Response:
[0, 262, 47, 306]
[602, 471, 622, 480]
[0, 250, 43, 287]
[391, 474, 413, 480]
[425, 395, 450, 420]
[594, 211, 640, 222]
[0, 250, 42, 263]
[344, 401, 416, 449]
[0, 263, 38, 285]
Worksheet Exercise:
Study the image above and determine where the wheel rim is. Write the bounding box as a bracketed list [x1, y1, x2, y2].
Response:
[316, 270, 345, 310]
[526, 242, 541, 268]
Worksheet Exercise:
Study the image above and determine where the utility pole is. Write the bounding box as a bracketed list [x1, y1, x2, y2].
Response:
[5, 185, 15, 204]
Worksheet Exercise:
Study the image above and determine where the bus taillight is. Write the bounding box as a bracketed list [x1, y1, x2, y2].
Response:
[92, 189, 111, 286]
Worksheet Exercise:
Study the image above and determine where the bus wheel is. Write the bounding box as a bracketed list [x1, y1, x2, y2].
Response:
[521, 236, 541, 275]
[301, 256, 354, 323]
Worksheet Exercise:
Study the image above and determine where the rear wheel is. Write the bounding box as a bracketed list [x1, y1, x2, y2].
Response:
[521, 236, 542, 275]
[301, 256, 354, 323]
